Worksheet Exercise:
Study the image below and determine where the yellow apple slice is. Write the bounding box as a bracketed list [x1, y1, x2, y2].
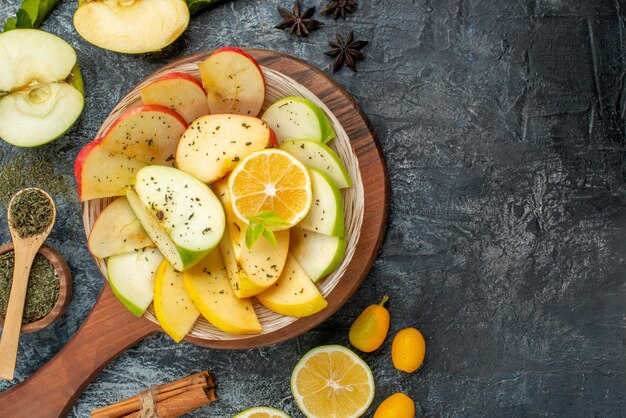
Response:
[176, 114, 271, 184]
[88, 197, 153, 258]
[73, 0, 190, 54]
[256, 254, 327, 317]
[154, 260, 200, 343]
[183, 249, 262, 335]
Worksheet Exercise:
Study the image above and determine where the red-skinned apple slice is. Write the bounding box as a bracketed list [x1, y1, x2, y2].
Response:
[100, 105, 187, 166]
[75, 138, 147, 202]
[140, 72, 209, 125]
[176, 114, 271, 184]
[198, 47, 265, 117]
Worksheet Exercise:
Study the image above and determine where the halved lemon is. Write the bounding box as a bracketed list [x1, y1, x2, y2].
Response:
[291, 345, 375, 418]
[228, 149, 312, 228]
[233, 406, 291, 418]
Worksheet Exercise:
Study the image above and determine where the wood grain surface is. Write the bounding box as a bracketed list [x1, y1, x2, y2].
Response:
[0, 49, 388, 417]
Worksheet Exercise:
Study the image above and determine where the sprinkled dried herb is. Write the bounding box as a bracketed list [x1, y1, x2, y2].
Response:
[10, 189, 54, 238]
[0, 251, 59, 324]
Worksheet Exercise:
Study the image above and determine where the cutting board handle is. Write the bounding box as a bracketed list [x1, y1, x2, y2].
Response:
[0, 283, 159, 418]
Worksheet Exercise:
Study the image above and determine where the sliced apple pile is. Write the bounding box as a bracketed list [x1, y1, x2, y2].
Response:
[0, 29, 84, 147]
[73, 0, 190, 54]
[82, 48, 357, 340]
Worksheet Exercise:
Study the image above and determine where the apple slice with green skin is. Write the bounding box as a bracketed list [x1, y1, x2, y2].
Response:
[128, 165, 225, 271]
[75, 138, 148, 201]
[198, 47, 265, 116]
[0, 29, 84, 147]
[214, 178, 288, 298]
[300, 169, 345, 237]
[88, 197, 153, 258]
[73, 0, 190, 54]
[290, 225, 346, 282]
[261, 96, 335, 144]
[183, 249, 262, 335]
[154, 260, 200, 343]
[176, 114, 271, 184]
[107, 248, 164, 317]
[280, 139, 352, 188]
[256, 254, 327, 317]
[100, 105, 187, 166]
[140, 72, 209, 125]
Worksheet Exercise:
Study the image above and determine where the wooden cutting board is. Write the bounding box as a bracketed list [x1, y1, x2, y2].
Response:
[0, 49, 388, 417]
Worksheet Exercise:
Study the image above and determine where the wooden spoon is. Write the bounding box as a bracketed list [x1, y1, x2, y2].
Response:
[0, 188, 56, 381]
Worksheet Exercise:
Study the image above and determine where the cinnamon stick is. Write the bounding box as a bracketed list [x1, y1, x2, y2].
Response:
[91, 371, 216, 418]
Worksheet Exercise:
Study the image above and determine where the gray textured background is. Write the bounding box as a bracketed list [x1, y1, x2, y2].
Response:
[1, 0, 625, 416]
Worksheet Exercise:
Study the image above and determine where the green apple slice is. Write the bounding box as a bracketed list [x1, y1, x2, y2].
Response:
[280, 139, 352, 188]
[300, 169, 345, 237]
[0, 29, 84, 147]
[183, 249, 262, 335]
[290, 225, 346, 282]
[128, 166, 225, 271]
[261, 96, 335, 144]
[107, 248, 164, 317]
[88, 197, 153, 258]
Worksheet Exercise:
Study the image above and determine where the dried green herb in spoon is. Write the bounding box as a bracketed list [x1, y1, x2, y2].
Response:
[9, 188, 54, 238]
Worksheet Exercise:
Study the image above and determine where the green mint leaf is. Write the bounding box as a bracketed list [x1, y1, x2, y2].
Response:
[262, 228, 277, 246]
[245, 219, 265, 249]
[253, 211, 291, 227]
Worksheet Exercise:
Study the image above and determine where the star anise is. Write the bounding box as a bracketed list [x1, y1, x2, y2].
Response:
[324, 31, 368, 72]
[320, 0, 357, 20]
[275, 0, 323, 37]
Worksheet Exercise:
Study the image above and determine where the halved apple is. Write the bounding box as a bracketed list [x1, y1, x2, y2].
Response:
[214, 178, 288, 298]
[154, 260, 200, 343]
[127, 165, 225, 271]
[280, 139, 352, 188]
[261, 96, 335, 144]
[108, 248, 163, 317]
[290, 225, 346, 282]
[300, 169, 345, 237]
[183, 249, 262, 335]
[256, 254, 327, 317]
[176, 114, 271, 184]
[73, 0, 190, 54]
[100, 105, 187, 166]
[88, 197, 153, 258]
[140, 72, 209, 125]
[198, 47, 265, 116]
[74, 138, 148, 201]
[0, 29, 84, 147]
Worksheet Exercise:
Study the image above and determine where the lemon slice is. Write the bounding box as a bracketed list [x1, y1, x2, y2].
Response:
[228, 149, 312, 228]
[233, 406, 290, 418]
[291, 345, 375, 418]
